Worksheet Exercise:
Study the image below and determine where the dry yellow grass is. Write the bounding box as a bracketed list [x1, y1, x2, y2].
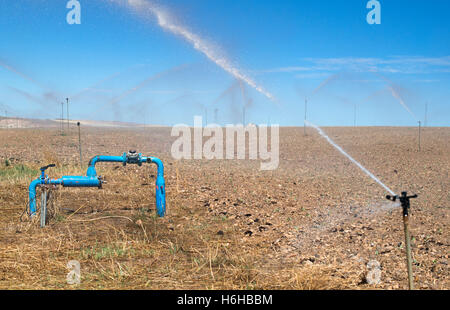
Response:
[0, 161, 351, 290]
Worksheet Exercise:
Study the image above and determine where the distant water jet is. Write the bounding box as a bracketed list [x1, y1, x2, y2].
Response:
[375, 73, 418, 120]
[109, 0, 275, 102]
[0, 60, 45, 89]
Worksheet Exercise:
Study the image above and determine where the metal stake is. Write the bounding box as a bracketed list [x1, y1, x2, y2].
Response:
[40, 188, 47, 228]
[403, 213, 414, 290]
[66, 97, 70, 130]
[77, 122, 83, 167]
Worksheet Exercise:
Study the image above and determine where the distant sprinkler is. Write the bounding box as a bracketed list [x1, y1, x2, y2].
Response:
[386, 192, 418, 290]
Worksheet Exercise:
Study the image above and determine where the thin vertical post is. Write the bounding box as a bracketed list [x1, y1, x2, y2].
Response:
[77, 122, 83, 167]
[40, 188, 47, 228]
[66, 98, 69, 130]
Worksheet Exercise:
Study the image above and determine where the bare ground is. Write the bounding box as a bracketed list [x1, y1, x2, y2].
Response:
[0, 126, 448, 289]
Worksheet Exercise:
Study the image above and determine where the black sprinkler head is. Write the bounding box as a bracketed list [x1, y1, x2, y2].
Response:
[386, 191, 418, 216]
[40, 164, 56, 171]
[386, 194, 397, 202]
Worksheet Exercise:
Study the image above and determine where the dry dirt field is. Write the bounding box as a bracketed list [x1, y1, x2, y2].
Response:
[0, 126, 448, 290]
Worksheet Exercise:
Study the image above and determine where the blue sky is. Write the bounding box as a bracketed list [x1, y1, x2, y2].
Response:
[0, 0, 449, 126]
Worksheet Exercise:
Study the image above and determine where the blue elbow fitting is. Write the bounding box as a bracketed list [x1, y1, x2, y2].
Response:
[87, 155, 125, 177]
[28, 178, 41, 216]
[148, 157, 166, 217]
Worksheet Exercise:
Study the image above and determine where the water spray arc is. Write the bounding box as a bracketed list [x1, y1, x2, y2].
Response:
[305, 121, 396, 196]
[91, 65, 188, 117]
[238, 79, 252, 125]
[28, 151, 166, 227]
[212, 79, 250, 124]
[375, 72, 420, 124]
[0, 60, 45, 89]
[113, 0, 275, 102]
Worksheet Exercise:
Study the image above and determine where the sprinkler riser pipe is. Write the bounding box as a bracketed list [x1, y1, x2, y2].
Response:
[386, 191, 417, 290]
[403, 215, 415, 290]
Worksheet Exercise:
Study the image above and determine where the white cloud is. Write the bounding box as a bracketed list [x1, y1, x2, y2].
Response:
[266, 56, 450, 75]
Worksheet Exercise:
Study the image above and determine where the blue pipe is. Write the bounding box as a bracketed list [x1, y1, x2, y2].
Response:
[86, 154, 166, 217]
[28, 152, 166, 218]
[146, 157, 166, 217]
[61, 176, 101, 187]
[28, 176, 99, 216]
[28, 178, 41, 215]
[87, 155, 125, 177]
